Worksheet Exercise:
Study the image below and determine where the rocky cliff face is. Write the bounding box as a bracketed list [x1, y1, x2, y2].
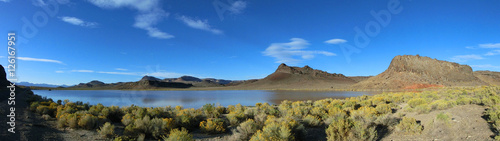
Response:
[352, 55, 486, 89]
[474, 71, 500, 86]
[272, 63, 347, 79]
[233, 63, 356, 89]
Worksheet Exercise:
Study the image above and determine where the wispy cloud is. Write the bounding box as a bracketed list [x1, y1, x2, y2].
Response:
[471, 64, 500, 69]
[32, 0, 46, 6]
[60, 16, 98, 27]
[18, 57, 64, 64]
[178, 15, 223, 35]
[263, 38, 336, 64]
[71, 70, 94, 73]
[485, 50, 500, 56]
[115, 68, 128, 71]
[1, 0, 11, 2]
[55, 71, 64, 73]
[325, 39, 347, 44]
[97, 71, 137, 75]
[228, 0, 247, 14]
[479, 43, 500, 48]
[450, 54, 484, 62]
[87, 0, 173, 39]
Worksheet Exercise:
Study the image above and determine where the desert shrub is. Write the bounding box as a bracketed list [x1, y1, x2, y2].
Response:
[163, 118, 175, 132]
[254, 113, 267, 127]
[375, 104, 391, 115]
[68, 114, 79, 129]
[430, 100, 456, 110]
[79, 114, 99, 130]
[374, 114, 399, 127]
[310, 106, 327, 119]
[250, 121, 293, 141]
[486, 106, 500, 132]
[134, 115, 152, 135]
[57, 114, 68, 128]
[176, 108, 203, 128]
[326, 118, 352, 141]
[350, 120, 377, 141]
[30, 102, 40, 112]
[396, 117, 423, 134]
[88, 103, 105, 116]
[200, 118, 226, 134]
[99, 122, 115, 138]
[324, 107, 348, 125]
[350, 106, 377, 122]
[408, 98, 427, 108]
[436, 112, 450, 123]
[303, 114, 321, 127]
[123, 124, 135, 136]
[121, 113, 135, 126]
[163, 128, 192, 141]
[102, 106, 123, 123]
[230, 119, 258, 141]
[415, 104, 431, 114]
[202, 103, 221, 118]
[150, 117, 167, 139]
[342, 99, 358, 110]
[256, 103, 278, 116]
[456, 97, 472, 105]
[227, 104, 246, 126]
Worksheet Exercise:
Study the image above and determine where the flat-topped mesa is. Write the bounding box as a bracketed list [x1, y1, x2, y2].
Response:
[275, 63, 346, 77]
[352, 55, 486, 89]
[387, 55, 475, 81]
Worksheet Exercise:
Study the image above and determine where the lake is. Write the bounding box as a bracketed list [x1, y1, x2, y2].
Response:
[33, 90, 376, 109]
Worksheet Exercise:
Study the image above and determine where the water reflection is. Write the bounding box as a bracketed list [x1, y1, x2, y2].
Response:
[33, 90, 376, 109]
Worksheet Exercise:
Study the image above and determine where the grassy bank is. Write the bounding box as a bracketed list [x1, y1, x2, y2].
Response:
[27, 86, 500, 140]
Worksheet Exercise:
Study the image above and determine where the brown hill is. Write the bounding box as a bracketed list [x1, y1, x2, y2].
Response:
[232, 63, 357, 89]
[474, 71, 500, 86]
[352, 55, 487, 89]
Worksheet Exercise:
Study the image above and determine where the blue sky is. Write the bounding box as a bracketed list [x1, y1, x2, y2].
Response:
[1, 0, 500, 85]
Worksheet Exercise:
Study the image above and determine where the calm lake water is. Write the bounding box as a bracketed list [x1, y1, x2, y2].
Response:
[33, 90, 376, 109]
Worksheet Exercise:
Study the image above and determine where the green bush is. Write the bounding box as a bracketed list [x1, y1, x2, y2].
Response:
[375, 104, 391, 115]
[202, 103, 221, 118]
[250, 121, 293, 141]
[396, 117, 423, 134]
[200, 118, 226, 134]
[303, 114, 321, 127]
[102, 106, 123, 123]
[79, 114, 99, 130]
[430, 100, 456, 110]
[436, 112, 450, 123]
[99, 122, 115, 138]
[163, 128, 193, 141]
[415, 105, 431, 114]
[326, 118, 352, 141]
[230, 119, 258, 141]
[121, 113, 135, 126]
[408, 98, 427, 108]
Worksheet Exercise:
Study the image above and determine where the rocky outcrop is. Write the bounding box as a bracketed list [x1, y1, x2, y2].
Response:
[352, 55, 487, 89]
[474, 71, 500, 86]
[232, 63, 357, 89]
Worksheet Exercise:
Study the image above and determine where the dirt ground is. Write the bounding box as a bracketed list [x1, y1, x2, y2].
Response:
[382, 105, 495, 141]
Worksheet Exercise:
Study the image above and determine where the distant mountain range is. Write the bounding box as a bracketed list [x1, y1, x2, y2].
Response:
[19, 55, 500, 90]
[16, 82, 70, 88]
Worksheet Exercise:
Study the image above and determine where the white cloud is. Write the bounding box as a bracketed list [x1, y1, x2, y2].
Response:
[450, 54, 484, 62]
[60, 16, 98, 27]
[1, 0, 11, 2]
[479, 43, 500, 48]
[115, 68, 128, 71]
[0, 56, 4, 58]
[325, 39, 347, 44]
[32, 0, 46, 6]
[471, 64, 500, 69]
[97, 71, 137, 75]
[228, 0, 247, 14]
[18, 57, 64, 64]
[465, 46, 475, 49]
[55, 71, 65, 73]
[71, 70, 94, 73]
[87, 0, 173, 39]
[485, 50, 500, 56]
[178, 15, 223, 34]
[263, 38, 336, 64]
